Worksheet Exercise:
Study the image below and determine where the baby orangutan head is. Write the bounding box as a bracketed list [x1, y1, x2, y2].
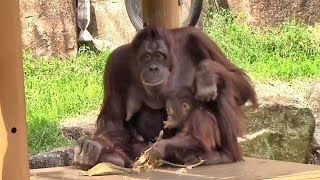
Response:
[164, 88, 195, 129]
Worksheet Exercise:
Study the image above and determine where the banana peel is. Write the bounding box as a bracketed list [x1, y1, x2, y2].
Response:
[78, 151, 205, 176]
[132, 147, 163, 173]
[77, 147, 161, 176]
[78, 162, 133, 176]
[132, 147, 206, 173]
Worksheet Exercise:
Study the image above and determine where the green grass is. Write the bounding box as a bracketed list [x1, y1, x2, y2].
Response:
[24, 46, 109, 155]
[204, 9, 320, 80]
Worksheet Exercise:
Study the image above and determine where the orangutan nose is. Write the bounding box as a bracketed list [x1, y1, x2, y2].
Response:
[149, 64, 159, 72]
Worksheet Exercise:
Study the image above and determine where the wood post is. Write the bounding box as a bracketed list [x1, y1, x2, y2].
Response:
[142, 0, 180, 29]
[0, 1, 30, 180]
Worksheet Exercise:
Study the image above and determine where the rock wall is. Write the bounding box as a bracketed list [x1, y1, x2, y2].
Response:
[87, 0, 136, 47]
[20, 0, 78, 58]
[228, 0, 320, 26]
[19, 0, 320, 58]
[19, 0, 137, 58]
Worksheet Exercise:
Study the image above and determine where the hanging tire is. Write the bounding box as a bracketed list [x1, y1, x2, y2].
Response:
[125, 0, 203, 31]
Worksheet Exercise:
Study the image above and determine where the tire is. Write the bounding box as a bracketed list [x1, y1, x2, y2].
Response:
[181, 0, 203, 27]
[125, 0, 203, 31]
[125, 0, 143, 31]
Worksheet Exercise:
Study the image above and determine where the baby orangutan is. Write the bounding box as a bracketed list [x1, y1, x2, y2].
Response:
[150, 87, 222, 165]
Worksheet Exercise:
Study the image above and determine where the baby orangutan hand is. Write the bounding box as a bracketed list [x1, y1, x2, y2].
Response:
[150, 140, 171, 159]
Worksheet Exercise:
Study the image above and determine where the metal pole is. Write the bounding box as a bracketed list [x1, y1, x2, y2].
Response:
[0, 0, 30, 179]
[142, 0, 179, 28]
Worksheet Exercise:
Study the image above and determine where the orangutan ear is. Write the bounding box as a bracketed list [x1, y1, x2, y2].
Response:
[182, 102, 190, 112]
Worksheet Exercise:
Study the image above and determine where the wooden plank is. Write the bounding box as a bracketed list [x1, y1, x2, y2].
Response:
[142, 0, 179, 29]
[0, 0, 30, 180]
[270, 170, 320, 180]
[30, 158, 320, 180]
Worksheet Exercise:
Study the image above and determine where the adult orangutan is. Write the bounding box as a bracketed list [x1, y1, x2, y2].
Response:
[73, 26, 257, 169]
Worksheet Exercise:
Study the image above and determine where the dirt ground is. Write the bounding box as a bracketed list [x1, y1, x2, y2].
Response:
[253, 77, 320, 106]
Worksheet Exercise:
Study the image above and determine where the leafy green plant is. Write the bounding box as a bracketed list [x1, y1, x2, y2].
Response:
[204, 9, 320, 80]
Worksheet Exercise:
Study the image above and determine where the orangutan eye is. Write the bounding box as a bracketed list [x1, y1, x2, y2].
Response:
[142, 53, 151, 61]
[153, 52, 164, 60]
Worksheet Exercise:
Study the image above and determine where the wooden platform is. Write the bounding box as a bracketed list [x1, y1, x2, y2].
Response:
[30, 157, 320, 180]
